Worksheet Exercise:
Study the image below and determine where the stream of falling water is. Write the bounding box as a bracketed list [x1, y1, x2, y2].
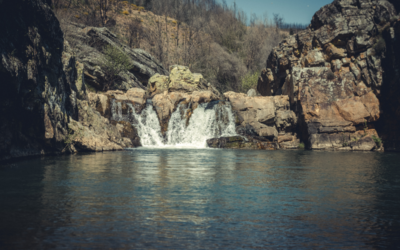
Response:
[111, 100, 237, 148]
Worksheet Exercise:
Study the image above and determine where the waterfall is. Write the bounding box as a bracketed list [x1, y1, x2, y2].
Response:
[127, 104, 165, 146]
[112, 99, 237, 148]
[166, 102, 237, 147]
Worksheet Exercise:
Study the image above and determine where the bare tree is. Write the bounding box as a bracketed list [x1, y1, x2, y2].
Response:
[127, 18, 143, 48]
[273, 13, 284, 31]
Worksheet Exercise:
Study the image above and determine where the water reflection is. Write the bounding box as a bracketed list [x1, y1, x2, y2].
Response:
[0, 150, 400, 249]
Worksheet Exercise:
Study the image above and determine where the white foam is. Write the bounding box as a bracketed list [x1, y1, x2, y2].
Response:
[117, 101, 237, 148]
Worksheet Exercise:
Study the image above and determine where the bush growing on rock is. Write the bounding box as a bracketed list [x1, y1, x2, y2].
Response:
[100, 45, 132, 91]
[372, 135, 382, 148]
[241, 71, 259, 93]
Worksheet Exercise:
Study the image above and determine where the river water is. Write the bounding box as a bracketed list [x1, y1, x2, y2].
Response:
[1, 149, 399, 249]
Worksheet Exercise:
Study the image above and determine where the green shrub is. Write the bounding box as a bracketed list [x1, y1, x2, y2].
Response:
[372, 135, 382, 148]
[63, 128, 83, 152]
[100, 45, 132, 91]
[363, 119, 368, 134]
[298, 142, 305, 149]
[241, 71, 259, 93]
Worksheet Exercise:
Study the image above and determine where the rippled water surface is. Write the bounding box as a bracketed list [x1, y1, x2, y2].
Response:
[1, 149, 400, 249]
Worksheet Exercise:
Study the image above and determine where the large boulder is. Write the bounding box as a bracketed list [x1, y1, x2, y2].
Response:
[224, 92, 299, 148]
[257, 0, 397, 151]
[148, 65, 221, 97]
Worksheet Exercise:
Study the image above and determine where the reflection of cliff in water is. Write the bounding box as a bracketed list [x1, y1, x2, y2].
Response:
[0, 157, 73, 249]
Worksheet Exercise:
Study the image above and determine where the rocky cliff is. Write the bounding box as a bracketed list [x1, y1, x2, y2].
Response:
[257, 0, 399, 151]
[0, 0, 79, 160]
[0, 0, 165, 161]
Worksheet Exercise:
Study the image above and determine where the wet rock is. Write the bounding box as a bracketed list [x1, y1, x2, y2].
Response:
[206, 136, 278, 150]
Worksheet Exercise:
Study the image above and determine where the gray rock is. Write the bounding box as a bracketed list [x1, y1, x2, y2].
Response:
[65, 23, 168, 91]
[247, 89, 257, 97]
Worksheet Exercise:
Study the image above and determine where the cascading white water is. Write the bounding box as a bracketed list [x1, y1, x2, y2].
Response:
[111, 99, 237, 148]
[126, 104, 165, 146]
[166, 102, 237, 147]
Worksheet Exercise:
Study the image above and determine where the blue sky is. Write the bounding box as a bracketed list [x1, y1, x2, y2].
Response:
[222, 0, 333, 25]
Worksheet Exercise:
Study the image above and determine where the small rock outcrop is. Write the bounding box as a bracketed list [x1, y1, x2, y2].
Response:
[257, 0, 397, 151]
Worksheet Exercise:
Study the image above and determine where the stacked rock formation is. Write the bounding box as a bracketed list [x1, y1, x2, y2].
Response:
[257, 0, 398, 151]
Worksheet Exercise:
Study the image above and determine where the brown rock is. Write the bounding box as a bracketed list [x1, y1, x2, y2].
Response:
[334, 97, 370, 124]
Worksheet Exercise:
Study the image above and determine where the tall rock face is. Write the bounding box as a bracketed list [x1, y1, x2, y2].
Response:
[257, 0, 398, 151]
[0, 0, 80, 160]
[0, 0, 144, 161]
[379, 19, 400, 151]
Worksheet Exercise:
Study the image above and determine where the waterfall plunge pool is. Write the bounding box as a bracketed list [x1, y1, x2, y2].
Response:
[1, 149, 400, 249]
